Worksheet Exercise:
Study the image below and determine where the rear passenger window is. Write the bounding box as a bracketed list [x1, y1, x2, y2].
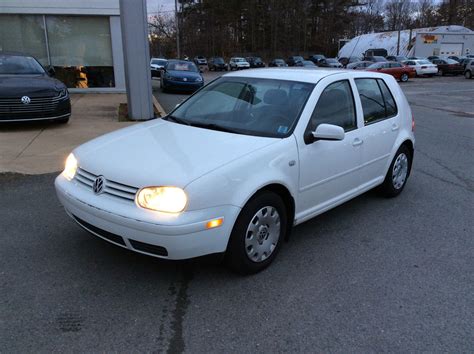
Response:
[307, 80, 356, 134]
[355, 78, 397, 124]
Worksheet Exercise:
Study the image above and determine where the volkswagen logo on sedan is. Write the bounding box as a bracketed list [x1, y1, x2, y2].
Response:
[92, 176, 105, 194]
[21, 96, 31, 104]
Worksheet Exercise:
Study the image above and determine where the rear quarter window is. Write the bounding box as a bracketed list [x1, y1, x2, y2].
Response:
[355, 78, 398, 124]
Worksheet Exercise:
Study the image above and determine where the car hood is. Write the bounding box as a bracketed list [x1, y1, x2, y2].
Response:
[0, 75, 64, 97]
[75, 119, 278, 188]
[167, 70, 201, 78]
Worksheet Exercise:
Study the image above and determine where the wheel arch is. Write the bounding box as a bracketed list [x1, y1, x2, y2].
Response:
[400, 139, 414, 176]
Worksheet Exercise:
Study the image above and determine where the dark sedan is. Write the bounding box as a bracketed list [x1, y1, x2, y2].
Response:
[347, 61, 373, 70]
[431, 58, 464, 76]
[161, 60, 204, 92]
[0, 52, 71, 123]
[208, 57, 228, 71]
[246, 57, 265, 68]
[268, 59, 287, 67]
[287, 56, 304, 66]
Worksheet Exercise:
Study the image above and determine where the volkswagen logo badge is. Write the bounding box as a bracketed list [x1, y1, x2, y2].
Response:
[92, 176, 105, 194]
[183, 77, 188, 82]
[21, 96, 31, 105]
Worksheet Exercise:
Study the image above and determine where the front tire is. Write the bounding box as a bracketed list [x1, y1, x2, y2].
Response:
[226, 191, 287, 274]
[400, 73, 409, 82]
[465, 70, 472, 79]
[380, 145, 412, 198]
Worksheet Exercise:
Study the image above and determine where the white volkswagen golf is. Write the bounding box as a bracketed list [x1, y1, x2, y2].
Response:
[55, 69, 414, 274]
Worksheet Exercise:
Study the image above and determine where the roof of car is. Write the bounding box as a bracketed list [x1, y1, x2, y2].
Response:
[223, 68, 389, 83]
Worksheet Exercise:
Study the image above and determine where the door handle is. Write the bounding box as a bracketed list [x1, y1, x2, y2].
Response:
[391, 123, 399, 131]
[352, 138, 363, 146]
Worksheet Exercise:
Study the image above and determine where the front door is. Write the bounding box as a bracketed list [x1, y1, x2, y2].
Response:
[297, 79, 363, 222]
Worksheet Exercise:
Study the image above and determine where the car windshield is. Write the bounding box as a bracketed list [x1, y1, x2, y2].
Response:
[0, 55, 45, 75]
[419, 60, 431, 64]
[167, 61, 198, 72]
[165, 77, 314, 138]
[254, 57, 262, 62]
[151, 59, 166, 66]
[303, 61, 315, 66]
[275, 59, 284, 64]
[234, 58, 245, 62]
[294, 56, 304, 61]
[445, 59, 459, 64]
[214, 58, 224, 63]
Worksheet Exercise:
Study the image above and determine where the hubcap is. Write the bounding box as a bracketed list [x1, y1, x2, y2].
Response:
[392, 153, 408, 189]
[245, 206, 281, 263]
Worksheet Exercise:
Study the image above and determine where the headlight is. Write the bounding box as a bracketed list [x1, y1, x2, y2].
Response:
[63, 153, 77, 180]
[195, 77, 203, 82]
[136, 186, 187, 213]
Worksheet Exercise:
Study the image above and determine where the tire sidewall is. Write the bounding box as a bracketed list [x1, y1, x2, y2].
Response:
[381, 145, 412, 198]
[226, 191, 287, 274]
[401, 73, 409, 82]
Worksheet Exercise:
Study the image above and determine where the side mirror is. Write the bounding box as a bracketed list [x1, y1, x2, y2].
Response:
[47, 66, 55, 76]
[312, 124, 345, 141]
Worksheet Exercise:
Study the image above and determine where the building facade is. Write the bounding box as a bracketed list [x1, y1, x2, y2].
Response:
[0, 0, 125, 92]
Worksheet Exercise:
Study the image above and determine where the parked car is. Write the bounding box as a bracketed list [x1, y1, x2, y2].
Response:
[338, 56, 360, 67]
[448, 55, 467, 62]
[464, 60, 473, 79]
[150, 58, 167, 78]
[307, 54, 326, 65]
[193, 56, 208, 67]
[402, 59, 438, 76]
[318, 58, 343, 68]
[287, 56, 304, 66]
[55, 68, 414, 274]
[295, 60, 317, 67]
[364, 56, 387, 63]
[427, 56, 440, 62]
[208, 57, 228, 71]
[246, 57, 265, 68]
[347, 61, 373, 70]
[229, 57, 250, 70]
[457, 58, 472, 69]
[386, 55, 408, 62]
[366, 62, 415, 82]
[160, 60, 204, 92]
[364, 48, 388, 57]
[0, 52, 71, 123]
[431, 58, 464, 76]
[268, 59, 288, 67]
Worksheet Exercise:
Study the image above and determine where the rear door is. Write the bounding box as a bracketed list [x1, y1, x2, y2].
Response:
[353, 78, 400, 188]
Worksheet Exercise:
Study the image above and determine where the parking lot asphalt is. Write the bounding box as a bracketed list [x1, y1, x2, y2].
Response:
[1, 74, 473, 352]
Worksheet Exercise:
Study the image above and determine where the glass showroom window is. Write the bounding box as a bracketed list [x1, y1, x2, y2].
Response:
[0, 15, 49, 66]
[46, 16, 115, 88]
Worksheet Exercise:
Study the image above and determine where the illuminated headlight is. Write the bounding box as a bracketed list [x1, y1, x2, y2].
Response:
[136, 187, 187, 213]
[63, 153, 77, 181]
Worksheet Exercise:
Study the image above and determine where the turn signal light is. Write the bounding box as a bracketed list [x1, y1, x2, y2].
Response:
[206, 218, 223, 229]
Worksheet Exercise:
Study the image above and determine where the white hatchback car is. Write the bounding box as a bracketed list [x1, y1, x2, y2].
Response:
[55, 69, 415, 274]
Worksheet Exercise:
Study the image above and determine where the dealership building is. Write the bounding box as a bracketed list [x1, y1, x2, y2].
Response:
[0, 0, 126, 92]
[339, 25, 474, 59]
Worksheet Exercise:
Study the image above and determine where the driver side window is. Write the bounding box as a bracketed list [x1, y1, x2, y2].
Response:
[306, 80, 357, 135]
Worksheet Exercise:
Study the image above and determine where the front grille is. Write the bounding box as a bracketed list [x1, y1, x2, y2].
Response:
[72, 214, 126, 246]
[0, 95, 63, 114]
[75, 167, 139, 202]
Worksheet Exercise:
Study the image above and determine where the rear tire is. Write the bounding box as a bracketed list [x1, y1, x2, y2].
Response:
[465, 70, 472, 79]
[379, 145, 412, 198]
[226, 191, 287, 275]
[439, 69, 444, 76]
[400, 73, 409, 82]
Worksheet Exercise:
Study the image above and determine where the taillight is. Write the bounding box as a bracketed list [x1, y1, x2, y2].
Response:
[412, 114, 415, 132]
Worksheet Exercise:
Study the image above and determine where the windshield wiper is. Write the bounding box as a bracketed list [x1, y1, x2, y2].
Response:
[163, 115, 190, 125]
[189, 122, 240, 134]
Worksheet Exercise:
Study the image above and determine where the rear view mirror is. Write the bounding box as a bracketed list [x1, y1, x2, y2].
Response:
[312, 124, 345, 141]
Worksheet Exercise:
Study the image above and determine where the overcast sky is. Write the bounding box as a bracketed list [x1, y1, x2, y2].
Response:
[147, 0, 175, 15]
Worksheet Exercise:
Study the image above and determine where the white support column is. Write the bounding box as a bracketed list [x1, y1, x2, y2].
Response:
[119, 0, 154, 120]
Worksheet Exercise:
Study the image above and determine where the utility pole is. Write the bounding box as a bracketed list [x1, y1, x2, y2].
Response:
[175, 0, 181, 59]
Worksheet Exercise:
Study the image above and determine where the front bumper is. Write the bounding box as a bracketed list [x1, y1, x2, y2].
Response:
[0, 97, 71, 122]
[162, 79, 203, 91]
[55, 174, 241, 260]
[417, 67, 438, 75]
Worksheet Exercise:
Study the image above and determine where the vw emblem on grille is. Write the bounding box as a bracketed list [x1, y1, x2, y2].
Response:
[92, 176, 105, 194]
[183, 77, 188, 82]
[21, 96, 31, 105]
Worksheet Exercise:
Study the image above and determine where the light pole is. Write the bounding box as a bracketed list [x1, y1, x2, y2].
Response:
[175, 0, 181, 59]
